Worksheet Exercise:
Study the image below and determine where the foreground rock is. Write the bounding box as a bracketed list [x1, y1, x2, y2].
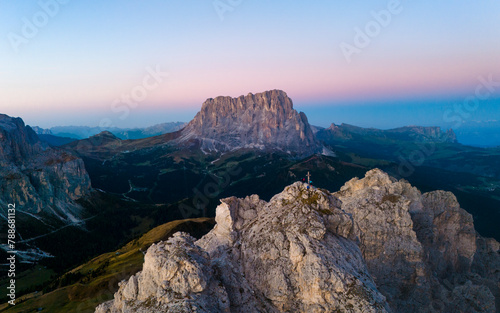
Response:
[335, 169, 499, 313]
[97, 182, 390, 312]
[97, 169, 499, 313]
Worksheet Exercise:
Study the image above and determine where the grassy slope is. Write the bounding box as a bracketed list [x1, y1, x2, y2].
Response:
[0, 217, 214, 313]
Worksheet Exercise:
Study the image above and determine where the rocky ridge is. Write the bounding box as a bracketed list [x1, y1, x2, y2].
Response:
[97, 169, 499, 313]
[335, 169, 498, 312]
[319, 123, 457, 143]
[178, 90, 321, 156]
[32, 122, 186, 140]
[0, 114, 91, 223]
[97, 182, 391, 312]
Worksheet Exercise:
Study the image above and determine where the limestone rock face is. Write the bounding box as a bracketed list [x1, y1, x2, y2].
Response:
[415, 191, 477, 276]
[97, 169, 499, 313]
[96, 233, 231, 313]
[0, 114, 91, 223]
[336, 169, 431, 312]
[179, 90, 321, 156]
[0, 114, 45, 163]
[97, 183, 391, 313]
[336, 169, 499, 313]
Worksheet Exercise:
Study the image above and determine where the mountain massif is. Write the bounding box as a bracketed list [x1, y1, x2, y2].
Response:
[0, 114, 91, 225]
[1, 90, 499, 312]
[178, 90, 321, 156]
[96, 169, 499, 313]
[60, 89, 499, 239]
[318, 123, 458, 144]
[32, 122, 186, 141]
[64, 90, 464, 161]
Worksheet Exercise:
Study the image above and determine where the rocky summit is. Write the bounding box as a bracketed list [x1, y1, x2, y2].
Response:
[95, 169, 500, 313]
[0, 114, 91, 223]
[178, 90, 321, 156]
[335, 170, 498, 312]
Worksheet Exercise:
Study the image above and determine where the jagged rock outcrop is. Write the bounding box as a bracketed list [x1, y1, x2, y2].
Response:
[97, 169, 499, 313]
[335, 170, 432, 312]
[99, 233, 231, 313]
[178, 90, 321, 156]
[97, 183, 391, 313]
[0, 114, 91, 223]
[335, 169, 499, 313]
[30, 125, 53, 135]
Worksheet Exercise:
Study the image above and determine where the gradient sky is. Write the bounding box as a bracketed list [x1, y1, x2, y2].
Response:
[1, 0, 499, 129]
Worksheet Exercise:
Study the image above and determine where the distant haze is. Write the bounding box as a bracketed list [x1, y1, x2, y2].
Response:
[1, 1, 499, 136]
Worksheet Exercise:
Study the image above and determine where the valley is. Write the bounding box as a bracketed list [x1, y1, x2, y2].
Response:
[1, 90, 499, 312]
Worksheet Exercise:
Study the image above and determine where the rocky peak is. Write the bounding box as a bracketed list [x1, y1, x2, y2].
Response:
[0, 114, 47, 164]
[445, 128, 457, 142]
[179, 90, 321, 156]
[89, 131, 121, 143]
[97, 182, 391, 312]
[335, 169, 498, 312]
[338, 168, 397, 193]
[30, 125, 53, 135]
[0, 113, 91, 225]
[98, 169, 499, 313]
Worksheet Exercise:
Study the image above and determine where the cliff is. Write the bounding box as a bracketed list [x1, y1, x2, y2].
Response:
[97, 182, 390, 312]
[335, 169, 498, 312]
[97, 169, 499, 312]
[179, 90, 321, 156]
[319, 123, 458, 144]
[0, 114, 91, 223]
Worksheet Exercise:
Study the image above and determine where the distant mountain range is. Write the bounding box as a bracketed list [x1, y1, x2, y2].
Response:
[3, 91, 499, 233]
[61, 90, 499, 238]
[318, 123, 457, 144]
[30, 109, 499, 149]
[317, 122, 500, 180]
[1, 90, 500, 312]
[31, 122, 186, 142]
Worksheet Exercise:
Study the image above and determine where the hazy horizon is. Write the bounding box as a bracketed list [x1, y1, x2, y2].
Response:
[19, 95, 500, 147]
[19, 96, 500, 132]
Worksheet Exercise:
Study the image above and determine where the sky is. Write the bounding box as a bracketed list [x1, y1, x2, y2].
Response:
[1, 0, 499, 130]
